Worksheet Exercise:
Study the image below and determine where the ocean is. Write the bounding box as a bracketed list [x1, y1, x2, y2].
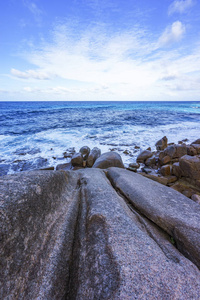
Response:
[0, 101, 200, 175]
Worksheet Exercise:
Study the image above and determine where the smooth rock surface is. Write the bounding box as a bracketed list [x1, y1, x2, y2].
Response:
[86, 147, 101, 167]
[107, 167, 200, 270]
[92, 151, 124, 169]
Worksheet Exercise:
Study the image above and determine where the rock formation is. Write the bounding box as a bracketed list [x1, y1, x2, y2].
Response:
[1, 168, 200, 299]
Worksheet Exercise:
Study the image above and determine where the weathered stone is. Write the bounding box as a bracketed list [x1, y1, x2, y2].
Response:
[191, 144, 200, 154]
[175, 144, 187, 158]
[187, 145, 197, 156]
[192, 138, 200, 144]
[107, 168, 200, 270]
[86, 147, 101, 167]
[71, 153, 83, 167]
[129, 162, 140, 169]
[1, 169, 200, 298]
[136, 150, 153, 163]
[166, 175, 177, 184]
[191, 194, 200, 204]
[80, 146, 90, 160]
[164, 145, 176, 158]
[92, 152, 124, 169]
[0, 170, 80, 299]
[140, 173, 168, 185]
[160, 165, 171, 177]
[161, 155, 171, 165]
[179, 155, 200, 180]
[155, 136, 168, 150]
[56, 162, 72, 171]
[145, 155, 156, 166]
[172, 162, 183, 178]
[40, 166, 54, 170]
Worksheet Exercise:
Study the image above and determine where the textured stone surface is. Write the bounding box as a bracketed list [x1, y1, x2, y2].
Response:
[179, 155, 200, 180]
[0, 170, 80, 299]
[71, 153, 83, 167]
[93, 151, 124, 169]
[155, 136, 168, 150]
[136, 150, 153, 163]
[86, 147, 101, 167]
[107, 167, 200, 270]
[1, 168, 200, 299]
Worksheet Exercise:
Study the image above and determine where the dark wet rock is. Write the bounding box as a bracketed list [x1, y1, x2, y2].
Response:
[107, 167, 200, 269]
[191, 144, 200, 154]
[161, 155, 171, 165]
[192, 138, 200, 144]
[80, 146, 90, 160]
[134, 145, 140, 149]
[40, 166, 54, 171]
[172, 162, 183, 178]
[129, 162, 140, 169]
[127, 166, 137, 172]
[141, 167, 153, 174]
[141, 173, 168, 185]
[63, 147, 76, 158]
[1, 168, 200, 298]
[0, 164, 10, 176]
[86, 147, 101, 167]
[71, 153, 83, 167]
[92, 152, 124, 169]
[187, 145, 197, 156]
[14, 147, 41, 156]
[179, 155, 200, 180]
[136, 150, 153, 163]
[155, 136, 168, 150]
[145, 155, 156, 166]
[56, 162, 72, 171]
[166, 175, 177, 184]
[160, 165, 171, 177]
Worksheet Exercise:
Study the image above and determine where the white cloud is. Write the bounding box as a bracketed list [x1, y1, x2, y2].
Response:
[168, 0, 194, 15]
[23, 0, 43, 23]
[8, 22, 200, 101]
[158, 21, 185, 47]
[11, 68, 51, 80]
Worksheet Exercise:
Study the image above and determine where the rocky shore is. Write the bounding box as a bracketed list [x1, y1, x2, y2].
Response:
[1, 137, 200, 299]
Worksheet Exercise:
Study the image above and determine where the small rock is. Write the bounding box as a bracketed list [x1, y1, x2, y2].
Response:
[164, 145, 176, 158]
[160, 165, 171, 177]
[172, 162, 182, 178]
[80, 146, 90, 160]
[186, 145, 197, 156]
[145, 155, 156, 167]
[129, 162, 140, 169]
[137, 150, 153, 163]
[155, 136, 168, 150]
[87, 147, 101, 167]
[161, 155, 171, 165]
[179, 155, 200, 180]
[191, 138, 200, 144]
[71, 153, 83, 167]
[166, 176, 177, 184]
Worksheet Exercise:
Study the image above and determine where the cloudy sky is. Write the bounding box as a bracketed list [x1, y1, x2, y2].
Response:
[1, 0, 200, 101]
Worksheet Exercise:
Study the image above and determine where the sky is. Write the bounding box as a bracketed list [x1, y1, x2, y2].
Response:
[0, 0, 200, 101]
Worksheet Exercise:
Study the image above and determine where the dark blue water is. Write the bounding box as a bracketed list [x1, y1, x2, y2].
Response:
[0, 101, 200, 175]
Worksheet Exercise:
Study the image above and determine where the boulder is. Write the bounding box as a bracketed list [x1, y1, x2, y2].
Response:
[155, 136, 168, 150]
[164, 145, 176, 158]
[92, 152, 124, 169]
[107, 167, 200, 269]
[129, 162, 140, 169]
[179, 155, 200, 180]
[164, 144, 187, 159]
[172, 162, 183, 178]
[161, 155, 171, 165]
[86, 147, 101, 167]
[71, 153, 83, 167]
[145, 155, 156, 166]
[80, 146, 90, 160]
[191, 144, 200, 154]
[186, 145, 197, 156]
[1, 168, 200, 298]
[136, 150, 153, 163]
[192, 138, 200, 144]
[160, 165, 171, 177]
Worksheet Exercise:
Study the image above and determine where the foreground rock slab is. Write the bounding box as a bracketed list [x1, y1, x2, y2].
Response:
[107, 168, 200, 270]
[1, 168, 200, 299]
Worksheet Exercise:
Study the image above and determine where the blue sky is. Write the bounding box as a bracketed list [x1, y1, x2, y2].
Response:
[0, 0, 200, 101]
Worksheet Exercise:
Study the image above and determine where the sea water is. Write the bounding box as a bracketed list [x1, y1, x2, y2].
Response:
[0, 101, 200, 175]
